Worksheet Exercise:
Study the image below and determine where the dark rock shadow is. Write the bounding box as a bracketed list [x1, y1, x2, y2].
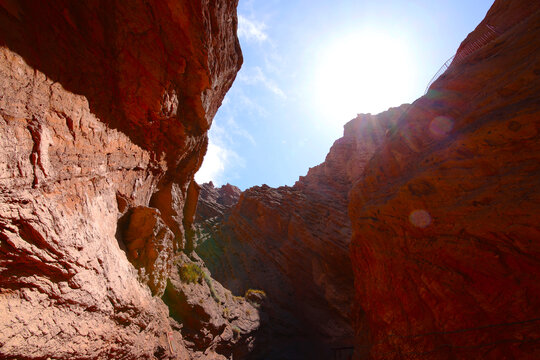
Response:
[0, 1, 207, 161]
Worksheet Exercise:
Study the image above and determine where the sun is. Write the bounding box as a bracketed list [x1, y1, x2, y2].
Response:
[313, 30, 418, 123]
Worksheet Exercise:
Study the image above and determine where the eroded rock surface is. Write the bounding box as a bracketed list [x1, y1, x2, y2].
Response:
[194, 182, 241, 258]
[194, 106, 409, 359]
[196, 182, 242, 223]
[120, 206, 175, 297]
[164, 253, 260, 360]
[3, 0, 539, 359]
[350, 0, 540, 358]
[0, 47, 184, 359]
[0, 0, 247, 358]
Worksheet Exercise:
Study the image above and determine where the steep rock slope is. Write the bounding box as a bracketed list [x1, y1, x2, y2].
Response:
[194, 106, 409, 359]
[196, 182, 242, 223]
[163, 253, 261, 360]
[0, 1, 248, 358]
[194, 182, 241, 256]
[349, 0, 540, 358]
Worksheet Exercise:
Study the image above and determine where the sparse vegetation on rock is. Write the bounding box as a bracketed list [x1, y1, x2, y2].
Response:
[179, 263, 204, 284]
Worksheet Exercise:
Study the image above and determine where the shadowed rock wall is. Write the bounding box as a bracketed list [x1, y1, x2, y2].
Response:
[194, 106, 410, 359]
[0, 0, 244, 358]
[350, 0, 540, 358]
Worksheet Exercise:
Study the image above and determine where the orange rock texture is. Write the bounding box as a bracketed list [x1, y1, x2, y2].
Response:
[349, 0, 540, 358]
[2, 0, 539, 358]
[0, 0, 245, 358]
[194, 107, 409, 358]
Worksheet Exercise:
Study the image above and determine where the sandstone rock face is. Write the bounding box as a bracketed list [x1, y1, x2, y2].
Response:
[194, 182, 242, 255]
[0, 0, 245, 358]
[349, 0, 540, 358]
[194, 106, 409, 358]
[196, 182, 242, 223]
[163, 253, 260, 360]
[121, 206, 175, 297]
[0, 47, 184, 359]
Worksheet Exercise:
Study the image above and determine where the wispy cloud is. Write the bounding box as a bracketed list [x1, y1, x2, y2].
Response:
[225, 117, 256, 145]
[194, 142, 237, 185]
[238, 66, 286, 99]
[195, 122, 246, 186]
[238, 15, 268, 43]
[224, 91, 267, 117]
[238, 91, 268, 116]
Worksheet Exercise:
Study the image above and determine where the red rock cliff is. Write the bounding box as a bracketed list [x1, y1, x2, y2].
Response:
[0, 0, 245, 358]
[349, 0, 540, 358]
[194, 106, 410, 359]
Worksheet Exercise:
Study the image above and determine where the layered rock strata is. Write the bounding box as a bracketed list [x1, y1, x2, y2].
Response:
[194, 106, 409, 359]
[164, 253, 261, 360]
[194, 182, 242, 255]
[193, 1, 540, 359]
[196, 182, 242, 223]
[0, 1, 256, 358]
[350, 0, 540, 358]
[2, 0, 539, 359]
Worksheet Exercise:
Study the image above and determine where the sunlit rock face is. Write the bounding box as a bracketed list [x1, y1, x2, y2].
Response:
[349, 0, 540, 358]
[194, 106, 409, 359]
[0, 0, 244, 358]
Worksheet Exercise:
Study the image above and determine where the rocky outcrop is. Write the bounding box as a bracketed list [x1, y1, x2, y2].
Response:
[194, 106, 409, 359]
[163, 253, 261, 360]
[192, 1, 540, 359]
[194, 182, 241, 258]
[196, 182, 242, 223]
[121, 207, 176, 297]
[0, 0, 249, 358]
[3, 0, 539, 359]
[349, 0, 540, 358]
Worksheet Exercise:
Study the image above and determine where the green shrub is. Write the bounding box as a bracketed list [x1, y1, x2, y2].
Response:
[179, 263, 203, 284]
[223, 307, 230, 317]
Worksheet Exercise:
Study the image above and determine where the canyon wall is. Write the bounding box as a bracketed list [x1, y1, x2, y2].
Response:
[1, 0, 539, 359]
[194, 106, 410, 359]
[0, 1, 253, 358]
[350, 0, 540, 358]
[194, 1, 540, 359]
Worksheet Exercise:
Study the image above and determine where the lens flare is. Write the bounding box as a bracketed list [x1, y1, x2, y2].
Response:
[429, 116, 453, 137]
[409, 209, 431, 228]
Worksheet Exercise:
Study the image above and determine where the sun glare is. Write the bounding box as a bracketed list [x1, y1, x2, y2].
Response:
[314, 31, 418, 123]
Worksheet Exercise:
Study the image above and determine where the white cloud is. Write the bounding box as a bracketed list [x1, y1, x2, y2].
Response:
[264, 52, 283, 74]
[238, 66, 286, 99]
[235, 88, 268, 116]
[195, 142, 233, 185]
[226, 117, 256, 145]
[195, 123, 245, 186]
[238, 15, 268, 43]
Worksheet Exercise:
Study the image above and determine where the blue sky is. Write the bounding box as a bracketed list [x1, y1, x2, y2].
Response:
[195, 0, 494, 190]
